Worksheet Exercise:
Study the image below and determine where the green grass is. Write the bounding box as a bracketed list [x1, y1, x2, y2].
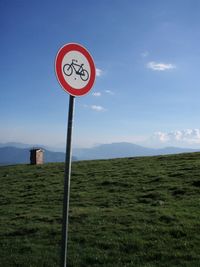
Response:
[0, 153, 200, 266]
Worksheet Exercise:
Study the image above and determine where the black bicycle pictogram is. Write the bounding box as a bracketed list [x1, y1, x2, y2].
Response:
[63, 59, 89, 81]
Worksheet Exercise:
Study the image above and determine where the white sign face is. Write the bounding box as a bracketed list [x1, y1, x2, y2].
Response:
[55, 43, 96, 96]
[61, 51, 91, 90]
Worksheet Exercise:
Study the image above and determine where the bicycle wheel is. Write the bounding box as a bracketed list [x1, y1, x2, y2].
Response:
[63, 64, 73, 76]
[80, 69, 89, 81]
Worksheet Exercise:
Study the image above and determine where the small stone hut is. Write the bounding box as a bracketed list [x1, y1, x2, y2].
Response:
[30, 148, 44, 165]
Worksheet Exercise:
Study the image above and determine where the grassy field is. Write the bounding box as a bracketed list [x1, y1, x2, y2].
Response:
[0, 153, 200, 267]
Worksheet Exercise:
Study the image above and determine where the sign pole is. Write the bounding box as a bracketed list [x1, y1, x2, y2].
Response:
[61, 95, 75, 267]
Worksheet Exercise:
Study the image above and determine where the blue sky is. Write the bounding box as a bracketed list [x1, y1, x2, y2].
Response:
[1, 0, 200, 149]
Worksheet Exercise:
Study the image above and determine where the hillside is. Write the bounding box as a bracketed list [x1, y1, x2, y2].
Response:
[0, 153, 200, 266]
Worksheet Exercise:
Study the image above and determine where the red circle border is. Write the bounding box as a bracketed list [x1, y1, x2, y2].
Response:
[55, 43, 96, 96]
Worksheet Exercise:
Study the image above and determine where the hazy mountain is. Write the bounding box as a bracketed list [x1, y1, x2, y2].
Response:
[0, 142, 32, 149]
[0, 142, 199, 165]
[73, 142, 200, 160]
[0, 142, 65, 152]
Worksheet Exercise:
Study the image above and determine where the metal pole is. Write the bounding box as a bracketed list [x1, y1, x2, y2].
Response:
[60, 95, 75, 267]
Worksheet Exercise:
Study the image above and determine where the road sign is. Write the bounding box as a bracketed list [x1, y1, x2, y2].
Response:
[55, 43, 96, 267]
[55, 43, 96, 96]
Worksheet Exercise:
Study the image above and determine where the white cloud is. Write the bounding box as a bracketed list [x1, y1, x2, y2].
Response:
[105, 90, 114, 95]
[92, 92, 101, 97]
[91, 90, 114, 97]
[84, 104, 106, 112]
[147, 61, 176, 71]
[154, 129, 200, 144]
[96, 68, 102, 77]
[91, 105, 106, 112]
[154, 132, 169, 142]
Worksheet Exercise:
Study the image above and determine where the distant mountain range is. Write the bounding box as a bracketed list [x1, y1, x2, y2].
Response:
[0, 142, 199, 165]
[73, 142, 200, 160]
[0, 142, 59, 151]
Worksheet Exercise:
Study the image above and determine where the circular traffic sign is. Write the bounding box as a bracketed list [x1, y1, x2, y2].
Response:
[55, 43, 96, 96]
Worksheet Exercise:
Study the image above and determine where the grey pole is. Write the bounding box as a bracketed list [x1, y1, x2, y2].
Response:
[60, 95, 75, 267]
